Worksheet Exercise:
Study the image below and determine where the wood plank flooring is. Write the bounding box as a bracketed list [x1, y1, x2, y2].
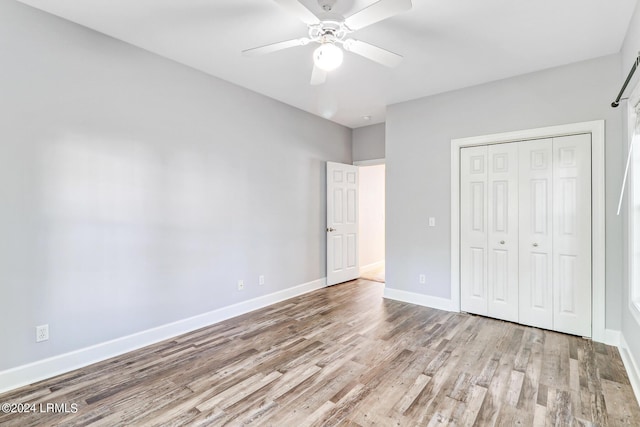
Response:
[1, 280, 638, 426]
[359, 263, 385, 283]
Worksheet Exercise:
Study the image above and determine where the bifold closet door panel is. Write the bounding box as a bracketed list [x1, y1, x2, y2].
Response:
[487, 143, 519, 322]
[518, 138, 554, 331]
[460, 146, 488, 316]
[552, 134, 592, 337]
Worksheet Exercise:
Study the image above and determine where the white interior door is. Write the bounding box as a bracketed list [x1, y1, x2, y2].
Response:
[487, 143, 519, 322]
[552, 134, 592, 337]
[460, 146, 488, 315]
[461, 136, 592, 336]
[326, 162, 359, 286]
[519, 138, 554, 330]
[517, 136, 592, 336]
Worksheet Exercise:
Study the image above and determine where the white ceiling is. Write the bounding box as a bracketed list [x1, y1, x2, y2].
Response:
[17, 0, 638, 128]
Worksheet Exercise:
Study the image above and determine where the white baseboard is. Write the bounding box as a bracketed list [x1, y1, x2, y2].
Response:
[603, 328, 621, 346]
[359, 260, 384, 274]
[0, 278, 326, 395]
[383, 286, 457, 313]
[620, 333, 640, 407]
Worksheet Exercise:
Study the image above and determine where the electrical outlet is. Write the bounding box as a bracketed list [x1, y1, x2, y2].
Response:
[237, 280, 244, 291]
[259, 275, 265, 285]
[36, 324, 49, 342]
[419, 274, 426, 284]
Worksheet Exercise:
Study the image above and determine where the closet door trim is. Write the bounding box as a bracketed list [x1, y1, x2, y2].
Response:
[451, 120, 606, 342]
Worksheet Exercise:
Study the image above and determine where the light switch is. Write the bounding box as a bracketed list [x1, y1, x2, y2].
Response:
[429, 217, 436, 227]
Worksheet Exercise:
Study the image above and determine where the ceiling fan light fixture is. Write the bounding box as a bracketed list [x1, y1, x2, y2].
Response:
[313, 43, 343, 71]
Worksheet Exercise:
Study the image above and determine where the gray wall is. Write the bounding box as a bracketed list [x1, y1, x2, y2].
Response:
[620, 1, 640, 382]
[0, 1, 351, 371]
[386, 54, 623, 329]
[352, 123, 385, 161]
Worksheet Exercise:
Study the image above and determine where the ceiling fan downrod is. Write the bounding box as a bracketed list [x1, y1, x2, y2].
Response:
[318, 0, 337, 12]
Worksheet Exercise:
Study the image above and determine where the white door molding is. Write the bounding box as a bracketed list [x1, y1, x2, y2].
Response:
[451, 120, 606, 342]
[353, 158, 385, 167]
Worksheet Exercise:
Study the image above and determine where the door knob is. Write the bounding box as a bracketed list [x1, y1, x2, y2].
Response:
[327, 227, 336, 232]
[533, 243, 538, 247]
[499, 240, 505, 245]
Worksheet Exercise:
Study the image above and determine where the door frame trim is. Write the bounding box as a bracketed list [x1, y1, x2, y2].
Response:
[353, 158, 385, 167]
[450, 120, 605, 341]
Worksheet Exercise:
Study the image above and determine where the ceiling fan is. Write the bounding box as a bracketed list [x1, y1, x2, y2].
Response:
[242, 0, 412, 85]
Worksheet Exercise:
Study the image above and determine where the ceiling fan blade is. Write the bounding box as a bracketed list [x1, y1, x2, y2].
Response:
[310, 65, 327, 85]
[273, 0, 320, 25]
[344, 0, 412, 31]
[343, 39, 403, 68]
[242, 38, 310, 57]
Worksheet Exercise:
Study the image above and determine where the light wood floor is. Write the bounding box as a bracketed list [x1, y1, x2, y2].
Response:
[1, 280, 638, 426]
[359, 263, 385, 283]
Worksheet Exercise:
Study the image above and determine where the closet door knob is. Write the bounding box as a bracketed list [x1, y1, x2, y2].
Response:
[533, 243, 539, 247]
[500, 240, 505, 245]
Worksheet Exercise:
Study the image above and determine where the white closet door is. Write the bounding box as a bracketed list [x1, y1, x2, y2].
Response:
[518, 139, 554, 330]
[460, 146, 488, 315]
[487, 143, 519, 322]
[552, 134, 592, 337]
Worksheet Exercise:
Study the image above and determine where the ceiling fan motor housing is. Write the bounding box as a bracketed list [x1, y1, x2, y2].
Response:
[309, 20, 349, 43]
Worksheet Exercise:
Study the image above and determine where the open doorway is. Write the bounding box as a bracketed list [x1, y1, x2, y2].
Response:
[357, 163, 385, 283]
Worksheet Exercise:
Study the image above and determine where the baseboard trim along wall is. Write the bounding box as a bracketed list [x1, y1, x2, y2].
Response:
[603, 328, 621, 347]
[359, 260, 384, 274]
[0, 278, 327, 395]
[383, 286, 457, 313]
[620, 333, 640, 406]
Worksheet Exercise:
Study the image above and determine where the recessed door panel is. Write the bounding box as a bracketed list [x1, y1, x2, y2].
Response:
[333, 188, 344, 224]
[471, 156, 485, 174]
[492, 181, 508, 233]
[491, 249, 508, 302]
[558, 255, 577, 314]
[471, 182, 485, 232]
[471, 247, 485, 298]
[346, 233, 357, 268]
[521, 252, 553, 329]
[531, 180, 548, 235]
[493, 153, 508, 173]
[332, 235, 343, 271]
[559, 178, 577, 236]
[346, 189, 357, 224]
[531, 253, 549, 309]
[531, 150, 548, 169]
